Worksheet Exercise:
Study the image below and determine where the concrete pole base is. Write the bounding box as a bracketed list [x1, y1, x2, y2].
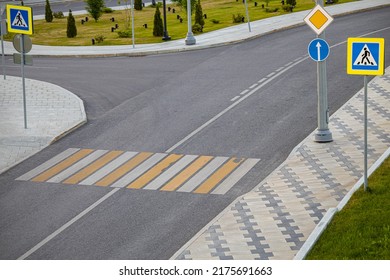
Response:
[314, 129, 333, 143]
[185, 33, 196, 45]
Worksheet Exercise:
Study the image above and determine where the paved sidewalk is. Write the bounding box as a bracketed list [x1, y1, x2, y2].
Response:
[172, 68, 390, 260]
[0, 76, 86, 174]
[2, 0, 390, 57]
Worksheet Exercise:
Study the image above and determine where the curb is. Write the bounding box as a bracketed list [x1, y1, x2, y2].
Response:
[0, 77, 87, 175]
[50, 83, 88, 143]
[294, 147, 390, 260]
[4, 1, 389, 58]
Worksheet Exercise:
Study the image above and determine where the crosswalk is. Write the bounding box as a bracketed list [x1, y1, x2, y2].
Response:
[17, 148, 260, 195]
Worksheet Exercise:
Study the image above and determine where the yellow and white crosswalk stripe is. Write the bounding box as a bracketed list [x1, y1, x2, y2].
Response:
[16, 148, 260, 195]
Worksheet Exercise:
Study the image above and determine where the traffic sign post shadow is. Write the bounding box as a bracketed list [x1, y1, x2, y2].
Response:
[347, 37, 385, 192]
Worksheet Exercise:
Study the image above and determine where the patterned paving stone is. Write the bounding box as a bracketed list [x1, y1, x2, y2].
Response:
[173, 69, 390, 260]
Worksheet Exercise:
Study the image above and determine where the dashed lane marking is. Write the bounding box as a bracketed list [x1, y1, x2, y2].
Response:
[17, 148, 260, 195]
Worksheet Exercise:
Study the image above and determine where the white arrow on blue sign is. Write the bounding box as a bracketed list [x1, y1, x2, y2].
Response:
[308, 38, 330, 62]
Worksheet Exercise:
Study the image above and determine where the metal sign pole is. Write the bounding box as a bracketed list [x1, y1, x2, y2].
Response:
[364, 75, 368, 191]
[314, 0, 332, 142]
[20, 34, 27, 129]
[0, 6, 5, 80]
[1, 30, 4, 80]
[130, 0, 135, 49]
[244, 0, 251, 32]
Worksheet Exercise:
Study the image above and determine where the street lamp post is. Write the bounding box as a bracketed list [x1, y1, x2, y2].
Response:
[185, 0, 196, 45]
[162, 0, 171, 41]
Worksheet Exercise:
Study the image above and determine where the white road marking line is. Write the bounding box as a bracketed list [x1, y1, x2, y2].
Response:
[266, 72, 275, 78]
[111, 153, 167, 188]
[239, 89, 249, 95]
[230, 95, 240, 102]
[258, 78, 267, 84]
[79, 152, 138, 185]
[47, 150, 109, 183]
[211, 158, 260, 195]
[285, 61, 293, 67]
[177, 157, 229, 193]
[276, 67, 284, 72]
[143, 155, 198, 190]
[17, 187, 120, 260]
[249, 83, 258, 89]
[16, 148, 80, 181]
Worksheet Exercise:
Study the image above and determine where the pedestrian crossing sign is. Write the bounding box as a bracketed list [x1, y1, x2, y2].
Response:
[347, 38, 385, 76]
[6, 4, 33, 35]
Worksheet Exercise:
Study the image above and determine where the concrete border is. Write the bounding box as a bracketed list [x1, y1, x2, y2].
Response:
[0, 76, 87, 175]
[294, 147, 390, 260]
[293, 69, 390, 259]
[3, 0, 390, 57]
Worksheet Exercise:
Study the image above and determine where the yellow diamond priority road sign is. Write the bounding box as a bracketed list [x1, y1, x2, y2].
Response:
[304, 4, 333, 35]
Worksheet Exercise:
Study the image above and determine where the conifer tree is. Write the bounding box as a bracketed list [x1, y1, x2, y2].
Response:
[194, 0, 204, 28]
[86, 0, 105, 22]
[45, 0, 53, 22]
[153, 6, 163, 37]
[67, 9, 77, 38]
[134, 0, 143, 11]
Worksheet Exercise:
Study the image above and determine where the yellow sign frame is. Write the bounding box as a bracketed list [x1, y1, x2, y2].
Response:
[6, 4, 33, 35]
[347, 37, 385, 76]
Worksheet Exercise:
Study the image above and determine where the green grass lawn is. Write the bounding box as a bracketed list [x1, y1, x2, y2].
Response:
[5, 0, 354, 46]
[306, 155, 390, 260]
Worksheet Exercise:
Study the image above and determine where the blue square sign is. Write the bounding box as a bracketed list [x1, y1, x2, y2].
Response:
[6, 5, 33, 35]
[347, 38, 385, 76]
[351, 42, 380, 71]
[10, 9, 29, 31]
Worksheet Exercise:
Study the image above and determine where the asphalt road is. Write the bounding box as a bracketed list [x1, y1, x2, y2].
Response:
[0, 7, 389, 259]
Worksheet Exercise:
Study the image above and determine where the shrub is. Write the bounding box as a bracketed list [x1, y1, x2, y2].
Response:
[286, 0, 296, 6]
[286, 0, 296, 11]
[232, 13, 244, 23]
[265, 7, 279, 13]
[102, 7, 114, 13]
[117, 29, 132, 38]
[192, 23, 203, 34]
[134, 0, 143, 11]
[53, 11, 64, 19]
[282, 5, 294, 12]
[95, 34, 105, 43]
[210, 19, 220, 24]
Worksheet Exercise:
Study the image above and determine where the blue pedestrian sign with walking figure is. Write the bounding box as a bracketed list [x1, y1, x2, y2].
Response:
[354, 44, 377, 67]
[308, 38, 330, 62]
[347, 38, 385, 76]
[6, 4, 33, 35]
